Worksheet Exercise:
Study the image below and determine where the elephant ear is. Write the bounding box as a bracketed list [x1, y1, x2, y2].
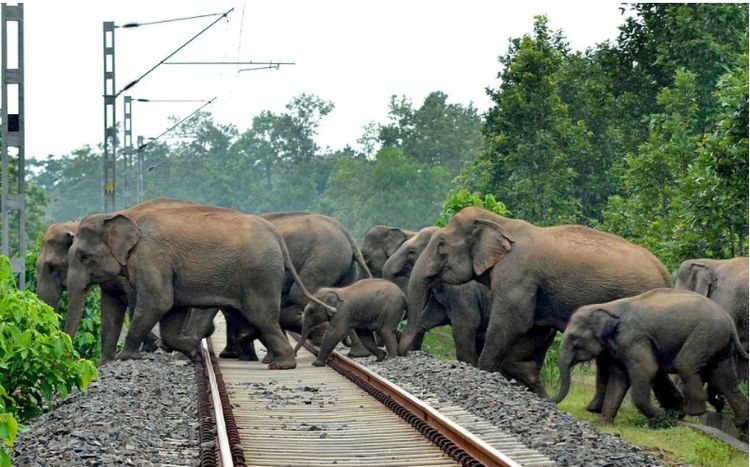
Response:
[471, 219, 514, 276]
[590, 308, 620, 345]
[104, 214, 140, 266]
[688, 263, 714, 297]
[384, 228, 409, 257]
[319, 290, 343, 317]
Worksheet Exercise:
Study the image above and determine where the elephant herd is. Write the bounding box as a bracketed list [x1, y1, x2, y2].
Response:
[36, 199, 748, 429]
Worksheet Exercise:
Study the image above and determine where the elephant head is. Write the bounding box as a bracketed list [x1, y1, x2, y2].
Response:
[398, 207, 514, 355]
[65, 213, 140, 337]
[550, 306, 620, 404]
[382, 226, 440, 294]
[293, 288, 342, 354]
[36, 221, 78, 311]
[361, 226, 414, 278]
[675, 260, 715, 297]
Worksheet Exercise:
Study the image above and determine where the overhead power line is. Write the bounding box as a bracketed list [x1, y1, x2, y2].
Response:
[119, 11, 228, 29]
[116, 7, 234, 97]
[139, 97, 216, 152]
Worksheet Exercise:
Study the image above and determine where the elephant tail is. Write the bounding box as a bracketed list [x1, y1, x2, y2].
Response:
[336, 220, 372, 279]
[270, 225, 338, 314]
[731, 324, 749, 360]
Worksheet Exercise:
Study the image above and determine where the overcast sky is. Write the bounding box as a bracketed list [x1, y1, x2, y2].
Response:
[20, 1, 627, 160]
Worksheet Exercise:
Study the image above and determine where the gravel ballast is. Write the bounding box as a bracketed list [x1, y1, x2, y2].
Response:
[362, 351, 665, 466]
[12, 350, 199, 466]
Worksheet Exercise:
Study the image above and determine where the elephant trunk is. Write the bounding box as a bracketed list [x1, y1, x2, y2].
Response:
[383, 255, 410, 295]
[64, 267, 89, 337]
[398, 272, 431, 356]
[36, 272, 63, 312]
[549, 343, 574, 404]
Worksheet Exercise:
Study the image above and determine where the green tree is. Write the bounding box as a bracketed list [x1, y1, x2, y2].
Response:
[379, 91, 483, 175]
[469, 16, 588, 225]
[318, 147, 451, 236]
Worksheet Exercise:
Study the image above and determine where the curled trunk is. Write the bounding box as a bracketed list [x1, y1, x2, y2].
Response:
[549, 344, 574, 404]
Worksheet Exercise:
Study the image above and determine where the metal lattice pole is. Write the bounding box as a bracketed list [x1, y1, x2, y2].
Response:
[137, 135, 144, 202]
[123, 95, 132, 207]
[102, 21, 116, 211]
[1, 3, 25, 288]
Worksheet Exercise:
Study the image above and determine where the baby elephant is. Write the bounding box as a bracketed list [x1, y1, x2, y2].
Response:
[551, 288, 749, 428]
[294, 279, 406, 366]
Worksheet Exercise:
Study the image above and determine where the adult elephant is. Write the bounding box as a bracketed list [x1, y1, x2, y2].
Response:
[675, 257, 748, 383]
[65, 202, 334, 369]
[37, 199, 201, 361]
[384, 225, 555, 392]
[361, 225, 416, 278]
[220, 212, 373, 359]
[399, 206, 674, 405]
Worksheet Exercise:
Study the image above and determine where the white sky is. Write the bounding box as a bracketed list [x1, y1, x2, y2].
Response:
[20, 1, 627, 160]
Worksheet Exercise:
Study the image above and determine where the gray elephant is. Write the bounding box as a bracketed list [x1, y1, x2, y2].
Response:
[674, 257, 748, 380]
[361, 225, 416, 278]
[36, 202, 197, 362]
[293, 279, 406, 366]
[383, 225, 555, 391]
[196, 211, 373, 361]
[399, 206, 676, 411]
[551, 288, 749, 428]
[65, 201, 334, 369]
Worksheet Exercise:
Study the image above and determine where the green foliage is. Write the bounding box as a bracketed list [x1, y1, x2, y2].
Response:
[436, 190, 508, 227]
[24, 235, 102, 361]
[318, 146, 452, 237]
[0, 255, 98, 423]
[0, 385, 18, 467]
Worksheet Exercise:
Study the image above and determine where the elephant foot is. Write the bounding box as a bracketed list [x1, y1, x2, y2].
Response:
[683, 400, 707, 416]
[219, 347, 238, 359]
[586, 399, 604, 414]
[261, 354, 274, 364]
[98, 356, 114, 366]
[268, 358, 296, 370]
[141, 340, 159, 353]
[596, 416, 615, 425]
[374, 350, 387, 362]
[238, 352, 259, 362]
[347, 348, 373, 358]
[115, 349, 143, 360]
[312, 359, 326, 367]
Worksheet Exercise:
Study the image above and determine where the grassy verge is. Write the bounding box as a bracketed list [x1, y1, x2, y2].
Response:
[420, 326, 749, 466]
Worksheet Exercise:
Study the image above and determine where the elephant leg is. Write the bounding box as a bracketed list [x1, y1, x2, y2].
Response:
[706, 383, 725, 413]
[118, 304, 170, 360]
[477, 288, 535, 372]
[220, 309, 246, 359]
[413, 300, 449, 352]
[240, 291, 295, 370]
[501, 359, 546, 397]
[314, 324, 348, 367]
[359, 331, 386, 361]
[452, 323, 479, 365]
[653, 372, 684, 411]
[347, 330, 373, 358]
[377, 328, 399, 360]
[626, 351, 664, 419]
[587, 353, 612, 413]
[158, 309, 199, 359]
[127, 307, 159, 353]
[100, 290, 127, 363]
[237, 337, 259, 361]
[707, 358, 748, 429]
[600, 362, 630, 424]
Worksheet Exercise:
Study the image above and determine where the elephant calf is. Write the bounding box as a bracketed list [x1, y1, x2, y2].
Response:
[551, 288, 749, 428]
[294, 279, 406, 366]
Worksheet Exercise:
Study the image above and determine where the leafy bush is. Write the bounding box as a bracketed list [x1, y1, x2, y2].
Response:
[25, 235, 102, 361]
[436, 189, 509, 227]
[0, 255, 98, 423]
[0, 385, 18, 467]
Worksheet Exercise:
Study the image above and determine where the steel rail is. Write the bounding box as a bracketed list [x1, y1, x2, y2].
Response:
[290, 333, 522, 467]
[200, 338, 234, 467]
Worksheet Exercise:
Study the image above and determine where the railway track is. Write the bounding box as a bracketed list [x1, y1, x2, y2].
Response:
[196, 315, 553, 467]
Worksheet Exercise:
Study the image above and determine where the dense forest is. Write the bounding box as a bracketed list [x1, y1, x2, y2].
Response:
[20, 4, 750, 269]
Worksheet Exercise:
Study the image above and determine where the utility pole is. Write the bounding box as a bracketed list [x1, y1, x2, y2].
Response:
[1, 3, 25, 288]
[137, 135, 144, 202]
[102, 21, 116, 211]
[123, 95, 132, 207]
